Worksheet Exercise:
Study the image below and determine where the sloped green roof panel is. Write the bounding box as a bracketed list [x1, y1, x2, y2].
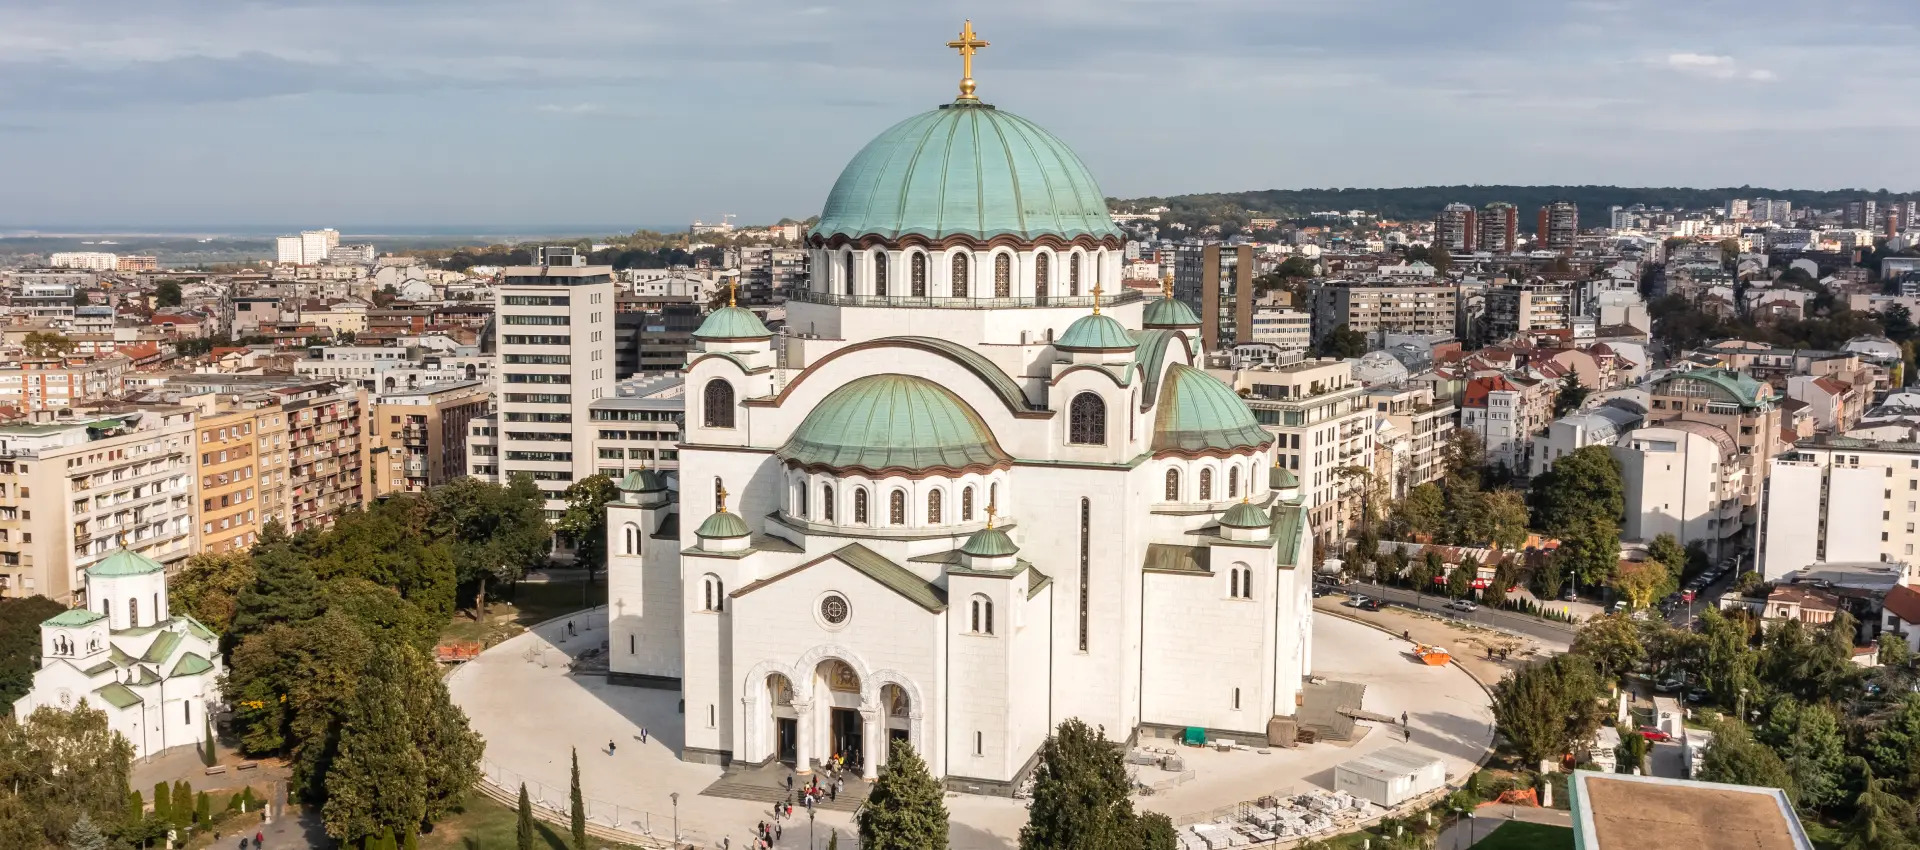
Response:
[93, 683, 142, 709]
[1271, 503, 1306, 567]
[140, 631, 182, 665]
[169, 652, 214, 678]
[88, 549, 165, 577]
[45, 608, 107, 627]
[1151, 364, 1272, 455]
[1143, 543, 1209, 574]
[1656, 368, 1774, 409]
[814, 101, 1125, 244]
[778, 374, 1011, 475]
[1056, 314, 1138, 352]
[829, 545, 947, 612]
[177, 615, 218, 642]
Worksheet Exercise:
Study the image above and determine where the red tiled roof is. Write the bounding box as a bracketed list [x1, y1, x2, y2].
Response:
[1884, 584, 1920, 626]
[1813, 377, 1850, 396]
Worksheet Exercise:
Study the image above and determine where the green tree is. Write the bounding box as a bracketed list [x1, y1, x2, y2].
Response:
[169, 550, 256, 635]
[1553, 372, 1591, 417]
[323, 578, 439, 652]
[1557, 516, 1623, 591]
[517, 784, 535, 850]
[172, 780, 191, 827]
[1759, 699, 1848, 809]
[301, 497, 458, 622]
[1442, 429, 1487, 490]
[154, 281, 183, 307]
[22, 330, 77, 359]
[1411, 550, 1443, 594]
[1395, 483, 1446, 539]
[858, 738, 949, 850]
[1491, 654, 1605, 766]
[1447, 555, 1477, 599]
[229, 526, 321, 643]
[1316, 324, 1368, 359]
[430, 475, 550, 615]
[1699, 725, 1797, 805]
[323, 645, 431, 846]
[1275, 256, 1316, 278]
[1481, 490, 1531, 551]
[0, 702, 136, 850]
[203, 714, 217, 767]
[1534, 556, 1566, 601]
[1612, 559, 1670, 610]
[152, 782, 170, 828]
[1647, 534, 1688, 581]
[1571, 614, 1645, 680]
[1880, 636, 1913, 669]
[1483, 560, 1511, 607]
[1868, 694, 1920, 793]
[194, 791, 210, 826]
[1616, 727, 1651, 774]
[1529, 446, 1624, 535]
[558, 474, 621, 583]
[1020, 719, 1160, 850]
[0, 595, 67, 711]
[570, 747, 586, 850]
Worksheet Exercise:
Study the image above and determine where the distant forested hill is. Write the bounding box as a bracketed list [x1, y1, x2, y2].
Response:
[1111, 185, 1916, 231]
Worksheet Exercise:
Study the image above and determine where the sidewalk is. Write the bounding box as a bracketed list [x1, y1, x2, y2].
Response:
[1433, 804, 1573, 849]
[1312, 599, 1561, 687]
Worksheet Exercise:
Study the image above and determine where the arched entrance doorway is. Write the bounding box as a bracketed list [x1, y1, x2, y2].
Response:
[881, 683, 911, 757]
[817, 659, 864, 775]
[767, 673, 796, 765]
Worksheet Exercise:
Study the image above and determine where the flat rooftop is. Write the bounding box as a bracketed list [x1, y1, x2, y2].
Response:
[1571, 771, 1811, 850]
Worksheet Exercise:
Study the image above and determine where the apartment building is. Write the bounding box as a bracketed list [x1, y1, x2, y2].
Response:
[1248, 307, 1311, 351]
[1364, 383, 1456, 498]
[1174, 244, 1255, 351]
[1222, 358, 1374, 545]
[1540, 201, 1579, 250]
[1645, 369, 1780, 537]
[0, 408, 198, 604]
[366, 380, 490, 497]
[614, 293, 703, 377]
[1483, 282, 1573, 339]
[494, 257, 616, 516]
[1306, 282, 1458, 344]
[1477, 203, 1519, 254]
[1434, 203, 1476, 253]
[586, 374, 686, 478]
[277, 384, 368, 534]
[1761, 437, 1920, 580]
[1614, 421, 1746, 559]
[0, 355, 132, 412]
[1459, 374, 1554, 475]
[189, 395, 290, 555]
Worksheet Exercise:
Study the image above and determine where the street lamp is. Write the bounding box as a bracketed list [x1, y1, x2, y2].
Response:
[670, 791, 679, 848]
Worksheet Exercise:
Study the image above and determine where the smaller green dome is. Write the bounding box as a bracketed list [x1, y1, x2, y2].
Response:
[619, 469, 668, 493]
[89, 549, 165, 577]
[1220, 501, 1269, 529]
[1142, 296, 1201, 329]
[694, 306, 771, 341]
[960, 526, 1020, 558]
[1056, 313, 1138, 352]
[695, 510, 751, 540]
[778, 374, 1009, 475]
[1268, 463, 1299, 490]
[1152, 364, 1271, 455]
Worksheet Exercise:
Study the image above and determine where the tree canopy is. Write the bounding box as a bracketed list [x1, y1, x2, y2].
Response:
[858, 738, 949, 850]
[1020, 719, 1174, 850]
[0, 702, 135, 849]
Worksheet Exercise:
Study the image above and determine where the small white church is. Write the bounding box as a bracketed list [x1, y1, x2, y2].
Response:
[13, 548, 222, 758]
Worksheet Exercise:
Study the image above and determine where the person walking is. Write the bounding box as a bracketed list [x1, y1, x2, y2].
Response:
[640, 727, 649, 744]
[609, 739, 617, 755]
[775, 822, 782, 842]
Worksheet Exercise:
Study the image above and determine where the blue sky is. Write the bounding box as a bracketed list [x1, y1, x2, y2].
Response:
[2, 0, 1915, 228]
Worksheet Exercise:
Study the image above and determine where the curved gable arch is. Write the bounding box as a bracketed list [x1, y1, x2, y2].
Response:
[746, 337, 1049, 422]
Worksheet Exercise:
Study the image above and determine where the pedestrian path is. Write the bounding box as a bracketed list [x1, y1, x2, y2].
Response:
[702, 760, 871, 813]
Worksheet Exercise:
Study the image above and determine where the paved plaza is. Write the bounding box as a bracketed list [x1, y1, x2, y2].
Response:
[448, 609, 1494, 850]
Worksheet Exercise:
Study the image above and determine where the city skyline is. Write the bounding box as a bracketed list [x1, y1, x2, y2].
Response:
[2, 0, 1916, 226]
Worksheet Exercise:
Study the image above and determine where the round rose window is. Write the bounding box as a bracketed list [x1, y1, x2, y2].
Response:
[820, 594, 850, 625]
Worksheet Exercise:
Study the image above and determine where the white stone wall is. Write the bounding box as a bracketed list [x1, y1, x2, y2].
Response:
[1761, 461, 1824, 580]
[1140, 554, 1274, 735]
[607, 500, 682, 682]
[90, 571, 167, 630]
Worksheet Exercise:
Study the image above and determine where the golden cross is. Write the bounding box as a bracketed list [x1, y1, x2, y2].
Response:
[717, 484, 729, 513]
[727, 276, 738, 308]
[985, 501, 997, 529]
[1091, 282, 1104, 315]
[1161, 271, 1174, 299]
[946, 20, 989, 101]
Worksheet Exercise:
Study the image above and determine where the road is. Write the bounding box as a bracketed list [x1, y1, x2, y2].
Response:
[1660, 566, 1744, 629]
[1337, 581, 1580, 645]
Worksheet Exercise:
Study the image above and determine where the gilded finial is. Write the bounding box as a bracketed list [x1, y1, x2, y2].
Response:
[727, 276, 738, 308]
[1091, 283, 1104, 315]
[1161, 271, 1174, 299]
[985, 501, 997, 530]
[946, 20, 989, 101]
[717, 485, 730, 514]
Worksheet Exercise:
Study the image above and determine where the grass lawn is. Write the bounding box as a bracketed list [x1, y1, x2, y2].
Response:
[1473, 821, 1575, 850]
[421, 792, 641, 850]
[440, 573, 607, 645]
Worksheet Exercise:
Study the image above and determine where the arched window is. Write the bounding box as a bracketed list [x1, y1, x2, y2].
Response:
[822, 485, 835, 521]
[1164, 469, 1180, 501]
[622, 523, 640, 555]
[128, 597, 138, 628]
[962, 486, 975, 521]
[928, 489, 944, 525]
[1035, 253, 1050, 303]
[1068, 392, 1107, 445]
[794, 481, 808, 516]
[951, 253, 970, 298]
[703, 380, 735, 428]
[994, 253, 1012, 298]
[702, 574, 725, 612]
[854, 488, 869, 524]
[1069, 253, 1082, 296]
[843, 251, 855, 295]
[990, 482, 999, 514]
[1199, 468, 1214, 501]
[1228, 467, 1240, 499]
[889, 489, 907, 525]
[1233, 688, 1241, 710]
[1230, 569, 1241, 598]
[873, 251, 888, 297]
[911, 252, 927, 297]
[971, 594, 995, 635]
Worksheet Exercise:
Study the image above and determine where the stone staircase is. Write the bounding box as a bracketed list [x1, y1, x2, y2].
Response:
[701, 763, 871, 813]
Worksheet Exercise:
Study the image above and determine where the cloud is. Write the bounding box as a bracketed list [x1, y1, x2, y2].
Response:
[1665, 52, 1773, 81]
[535, 102, 603, 115]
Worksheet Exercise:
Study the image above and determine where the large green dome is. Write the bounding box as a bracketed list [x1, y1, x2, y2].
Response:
[1056, 313, 1137, 352]
[1142, 296, 1201, 329]
[693, 306, 771, 341]
[778, 374, 1011, 475]
[1152, 364, 1271, 455]
[813, 101, 1125, 244]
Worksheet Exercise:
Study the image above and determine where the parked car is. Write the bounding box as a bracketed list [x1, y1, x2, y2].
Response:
[1685, 688, 1709, 703]
[1358, 598, 1384, 612]
[1345, 595, 1371, 608]
[1447, 600, 1478, 612]
[1312, 585, 1334, 598]
[1654, 677, 1685, 693]
[1637, 726, 1673, 742]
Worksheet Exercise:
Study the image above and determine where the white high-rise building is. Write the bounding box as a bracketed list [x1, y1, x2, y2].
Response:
[1761, 437, 1920, 581]
[300, 229, 337, 265]
[493, 254, 616, 517]
[48, 252, 119, 270]
[276, 236, 305, 265]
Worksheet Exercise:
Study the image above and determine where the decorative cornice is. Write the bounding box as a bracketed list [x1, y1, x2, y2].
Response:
[779, 457, 1014, 480]
[810, 232, 1124, 253]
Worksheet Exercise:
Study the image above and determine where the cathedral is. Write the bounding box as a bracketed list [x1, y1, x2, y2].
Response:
[605, 23, 1314, 794]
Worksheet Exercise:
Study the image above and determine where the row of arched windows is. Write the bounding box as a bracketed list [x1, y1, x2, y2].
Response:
[792, 479, 999, 527]
[1161, 461, 1260, 503]
[1228, 566, 1254, 599]
[825, 248, 1102, 299]
[969, 594, 995, 635]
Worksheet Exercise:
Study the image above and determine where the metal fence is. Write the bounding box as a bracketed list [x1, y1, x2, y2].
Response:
[478, 757, 680, 845]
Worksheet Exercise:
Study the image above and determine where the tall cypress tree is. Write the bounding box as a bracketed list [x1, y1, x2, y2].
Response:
[569, 748, 586, 850]
[321, 644, 428, 846]
[151, 783, 169, 827]
[857, 738, 949, 850]
[516, 784, 535, 850]
[1020, 719, 1164, 850]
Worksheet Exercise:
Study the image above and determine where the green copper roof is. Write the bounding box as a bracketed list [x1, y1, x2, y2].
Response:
[619, 468, 669, 493]
[777, 374, 1010, 475]
[1269, 463, 1299, 490]
[1056, 313, 1138, 352]
[1142, 296, 1201, 329]
[170, 652, 214, 678]
[1152, 364, 1271, 455]
[814, 100, 1125, 243]
[140, 631, 183, 665]
[88, 549, 165, 577]
[695, 510, 751, 540]
[1656, 368, 1775, 410]
[45, 609, 106, 627]
[93, 683, 142, 709]
[693, 306, 771, 341]
[1271, 501, 1306, 566]
[1221, 501, 1270, 529]
[960, 526, 1020, 557]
